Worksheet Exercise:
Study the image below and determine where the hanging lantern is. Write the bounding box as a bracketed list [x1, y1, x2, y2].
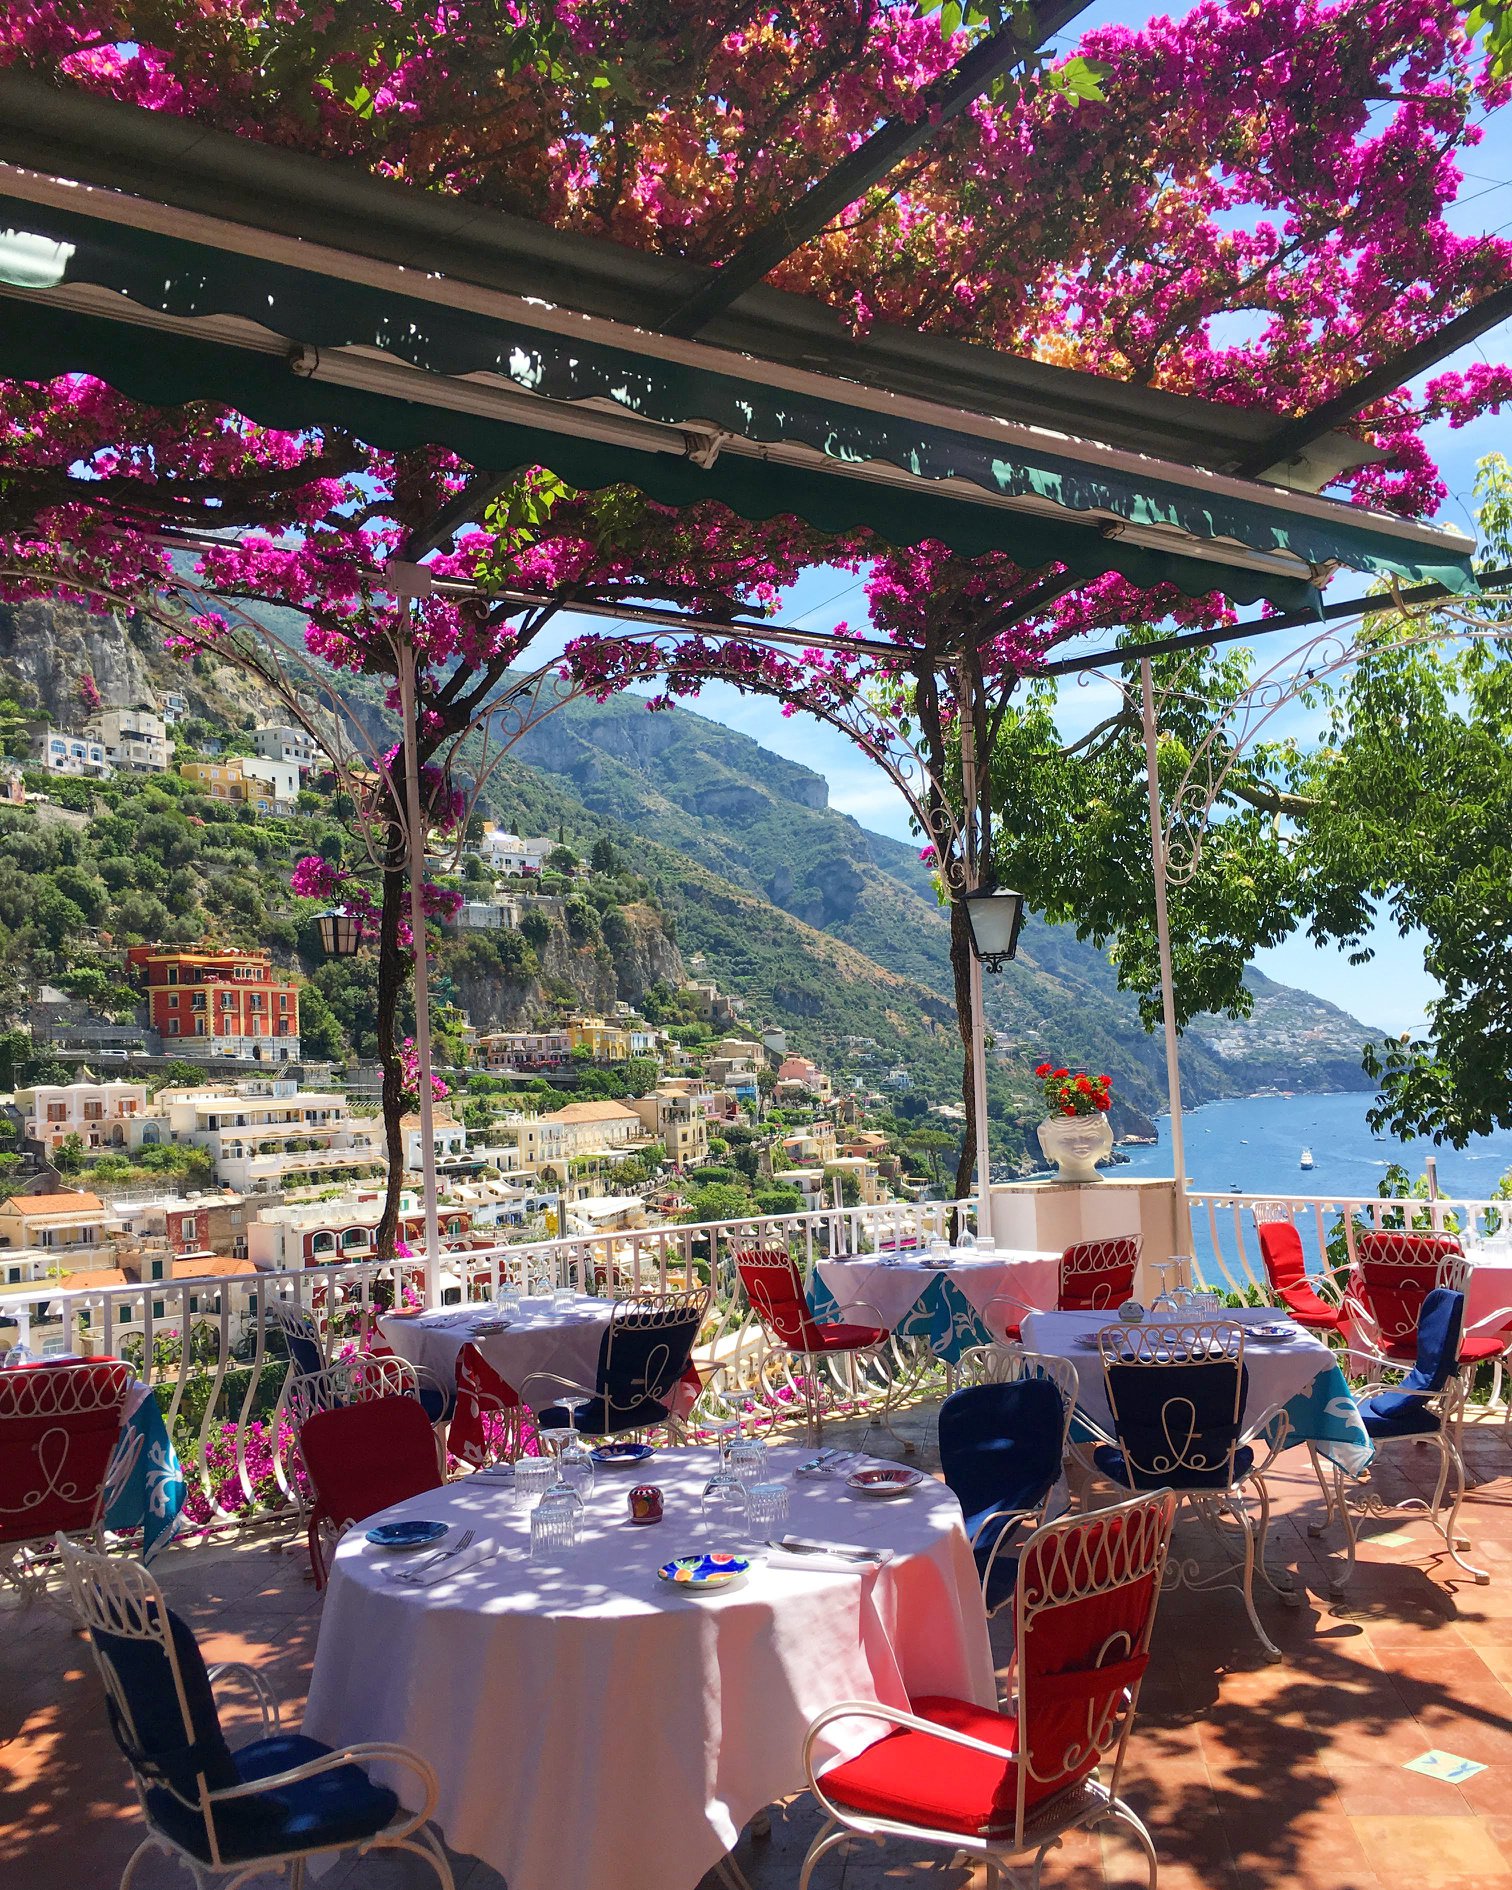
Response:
[962, 886, 1025, 972]
[316, 909, 362, 958]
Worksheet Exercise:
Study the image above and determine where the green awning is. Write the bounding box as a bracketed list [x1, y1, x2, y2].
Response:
[0, 187, 1478, 611]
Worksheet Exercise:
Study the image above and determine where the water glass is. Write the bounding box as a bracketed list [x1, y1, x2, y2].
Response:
[494, 1277, 523, 1315]
[552, 1282, 576, 1313]
[515, 1456, 556, 1508]
[2, 1344, 33, 1369]
[531, 1491, 577, 1560]
[745, 1481, 789, 1532]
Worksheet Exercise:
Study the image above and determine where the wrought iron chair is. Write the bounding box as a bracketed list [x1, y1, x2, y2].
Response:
[1338, 1286, 1487, 1584]
[1250, 1204, 1343, 1332]
[1344, 1229, 1512, 1407]
[1088, 1319, 1291, 1659]
[526, 1288, 711, 1440]
[797, 1489, 1176, 1890]
[286, 1355, 425, 1434]
[297, 1396, 445, 1590]
[939, 1355, 1078, 1617]
[266, 1300, 326, 1378]
[56, 1534, 454, 1890]
[0, 1356, 133, 1596]
[992, 1236, 1141, 1342]
[736, 1249, 891, 1445]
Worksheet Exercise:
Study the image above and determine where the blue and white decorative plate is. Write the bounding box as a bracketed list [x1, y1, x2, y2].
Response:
[592, 1441, 655, 1469]
[365, 1519, 449, 1549]
[657, 1552, 751, 1591]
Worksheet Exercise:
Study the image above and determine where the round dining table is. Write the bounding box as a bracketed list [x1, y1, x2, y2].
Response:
[814, 1247, 1060, 1360]
[380, 1294, 613, 1403]
[301, 1445, 994, 1890]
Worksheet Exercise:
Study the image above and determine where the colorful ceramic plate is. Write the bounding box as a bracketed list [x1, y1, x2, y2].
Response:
[657, 1552, 751, 1590]
[470, 1320, 511, 1335]
[1251, 1322, 1296, 1340]
[365, 1519, 449, 1549]
[593, 1441, 655, 1469]
[846, 1465, 924, 1498]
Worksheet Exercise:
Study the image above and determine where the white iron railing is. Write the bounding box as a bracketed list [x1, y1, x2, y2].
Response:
[1188, 1189, 1511, 1297]
[0, 1197, 976, 1535]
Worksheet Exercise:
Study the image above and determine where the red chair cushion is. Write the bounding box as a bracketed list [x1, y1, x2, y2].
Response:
[300, 1396, 442, 1532]
[804, 1323, 887, 1353]
[1459, 1332, 1510, 1363]
[0, 1357, 132, 1546]
[819, 1695, 1023, 1835]
[1274, 1283, 1342, 1331]
[819, 1662, 1142, 1838]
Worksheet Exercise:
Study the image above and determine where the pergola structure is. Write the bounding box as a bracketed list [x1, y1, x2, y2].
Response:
[0, 58, 1502, 1265]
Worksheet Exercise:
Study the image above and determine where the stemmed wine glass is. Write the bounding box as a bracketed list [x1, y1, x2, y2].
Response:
[548, 1395, 595, 1510]
[701, 1418, 745, 1522]
[1150, 1259, 1182, 1316]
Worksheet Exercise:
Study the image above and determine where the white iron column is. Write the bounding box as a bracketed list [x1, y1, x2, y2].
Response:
[395, 613, 443, 1307]
[957, 655, 993, 1240]
[1139, 656, 1192, 1256]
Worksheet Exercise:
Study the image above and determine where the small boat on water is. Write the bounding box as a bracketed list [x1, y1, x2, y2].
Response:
[1299, 1146, 1315, 1171]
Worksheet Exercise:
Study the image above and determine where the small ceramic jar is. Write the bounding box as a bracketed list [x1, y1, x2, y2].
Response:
[629, 1484, 664, 1524]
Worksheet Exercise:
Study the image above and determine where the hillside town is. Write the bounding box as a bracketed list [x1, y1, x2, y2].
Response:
[0, 693, 940, 1353]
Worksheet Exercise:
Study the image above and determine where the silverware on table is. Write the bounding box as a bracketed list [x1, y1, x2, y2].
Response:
[394, 1526, 474, 1582]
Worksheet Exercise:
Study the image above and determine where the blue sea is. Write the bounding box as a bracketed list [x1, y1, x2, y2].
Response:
[1112, 1091, 1512, 1280]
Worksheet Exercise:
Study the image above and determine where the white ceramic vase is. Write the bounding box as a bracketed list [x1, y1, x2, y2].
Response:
[1037, 1111, 1114, 1183]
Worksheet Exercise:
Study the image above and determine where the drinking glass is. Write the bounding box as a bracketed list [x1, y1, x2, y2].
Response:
[1, 1343, 32, 1369]
[531, 1491, 577, 1560]
[494, 1276, 523, 1316]
[514, 1455, 556, 1508]
[729, 1437, 768, 1490]
[552, 1279, 576, 1313]
[956, 1228, 977, 1252]
[745, 1481, 789, 1532]
[1150, 1259, 1181, 1316]
[700, 1469, 747, 1525]
[553, 1396, 596, 1504]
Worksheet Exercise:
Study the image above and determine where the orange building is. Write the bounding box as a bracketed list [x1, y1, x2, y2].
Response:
[126, 945, 301, 1062]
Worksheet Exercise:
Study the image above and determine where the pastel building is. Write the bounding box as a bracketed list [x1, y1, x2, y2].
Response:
[127, 945, 300, 1061]
[18, 1080, 148, 1151]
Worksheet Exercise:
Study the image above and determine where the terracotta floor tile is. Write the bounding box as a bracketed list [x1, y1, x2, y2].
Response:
[1350, 1814, 1512, 1885]
[1325, 1761, 1476, 1817]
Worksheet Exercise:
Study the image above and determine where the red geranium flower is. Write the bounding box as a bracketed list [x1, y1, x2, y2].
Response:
[1092, 1093, 1111, 1110]
[1035, 1062, 1052, 1077]
[1053, 1067, 1070, 1079]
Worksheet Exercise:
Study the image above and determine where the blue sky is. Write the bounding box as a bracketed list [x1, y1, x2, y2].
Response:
[652, 12, 1512, 1039]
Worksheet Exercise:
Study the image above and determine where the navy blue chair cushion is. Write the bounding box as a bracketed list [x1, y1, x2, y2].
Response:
[93, 1609, 240, 1809]
[539, 1311, 701, 1436]
[1103, 1355, 1249, 1490]
[283, 1329, 324, 1378]
[940, 1380, 1065, 1608]
[1356, 1393, 1441, 1439]
[416, 1382, 453, 1425]
[146, 1733, 398, 1864]
[1358, 1287, 1463, 1438]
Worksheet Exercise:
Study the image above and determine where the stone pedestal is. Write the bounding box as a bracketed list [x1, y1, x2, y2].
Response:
[989, 1176, 1184, 1306]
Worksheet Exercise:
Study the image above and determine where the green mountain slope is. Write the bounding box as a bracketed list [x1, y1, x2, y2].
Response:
[502, 690, 1379, 1115]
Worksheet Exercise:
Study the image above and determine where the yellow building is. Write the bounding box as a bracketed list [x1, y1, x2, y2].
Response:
[565, 1016, 631, 1063]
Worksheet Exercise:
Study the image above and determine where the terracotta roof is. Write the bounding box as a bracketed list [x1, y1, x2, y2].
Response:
[0, 1191, 108, 1218]
[170, 1255, 256, 1280]
[543, 1101, 641, 1124]
[55, 1266, 129, 1291]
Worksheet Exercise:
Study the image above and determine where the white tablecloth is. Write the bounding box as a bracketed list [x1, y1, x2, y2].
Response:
[1021, 1306, 1339, 1442]
[302, 1446, 994, 1890]
[380, 1297, 612, 1401]
[1459, 1249, 1512, 1330]
[818, 1249, 1060, 1332]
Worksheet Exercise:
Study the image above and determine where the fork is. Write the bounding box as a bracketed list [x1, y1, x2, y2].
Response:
[395, 1526, 473, 1582]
